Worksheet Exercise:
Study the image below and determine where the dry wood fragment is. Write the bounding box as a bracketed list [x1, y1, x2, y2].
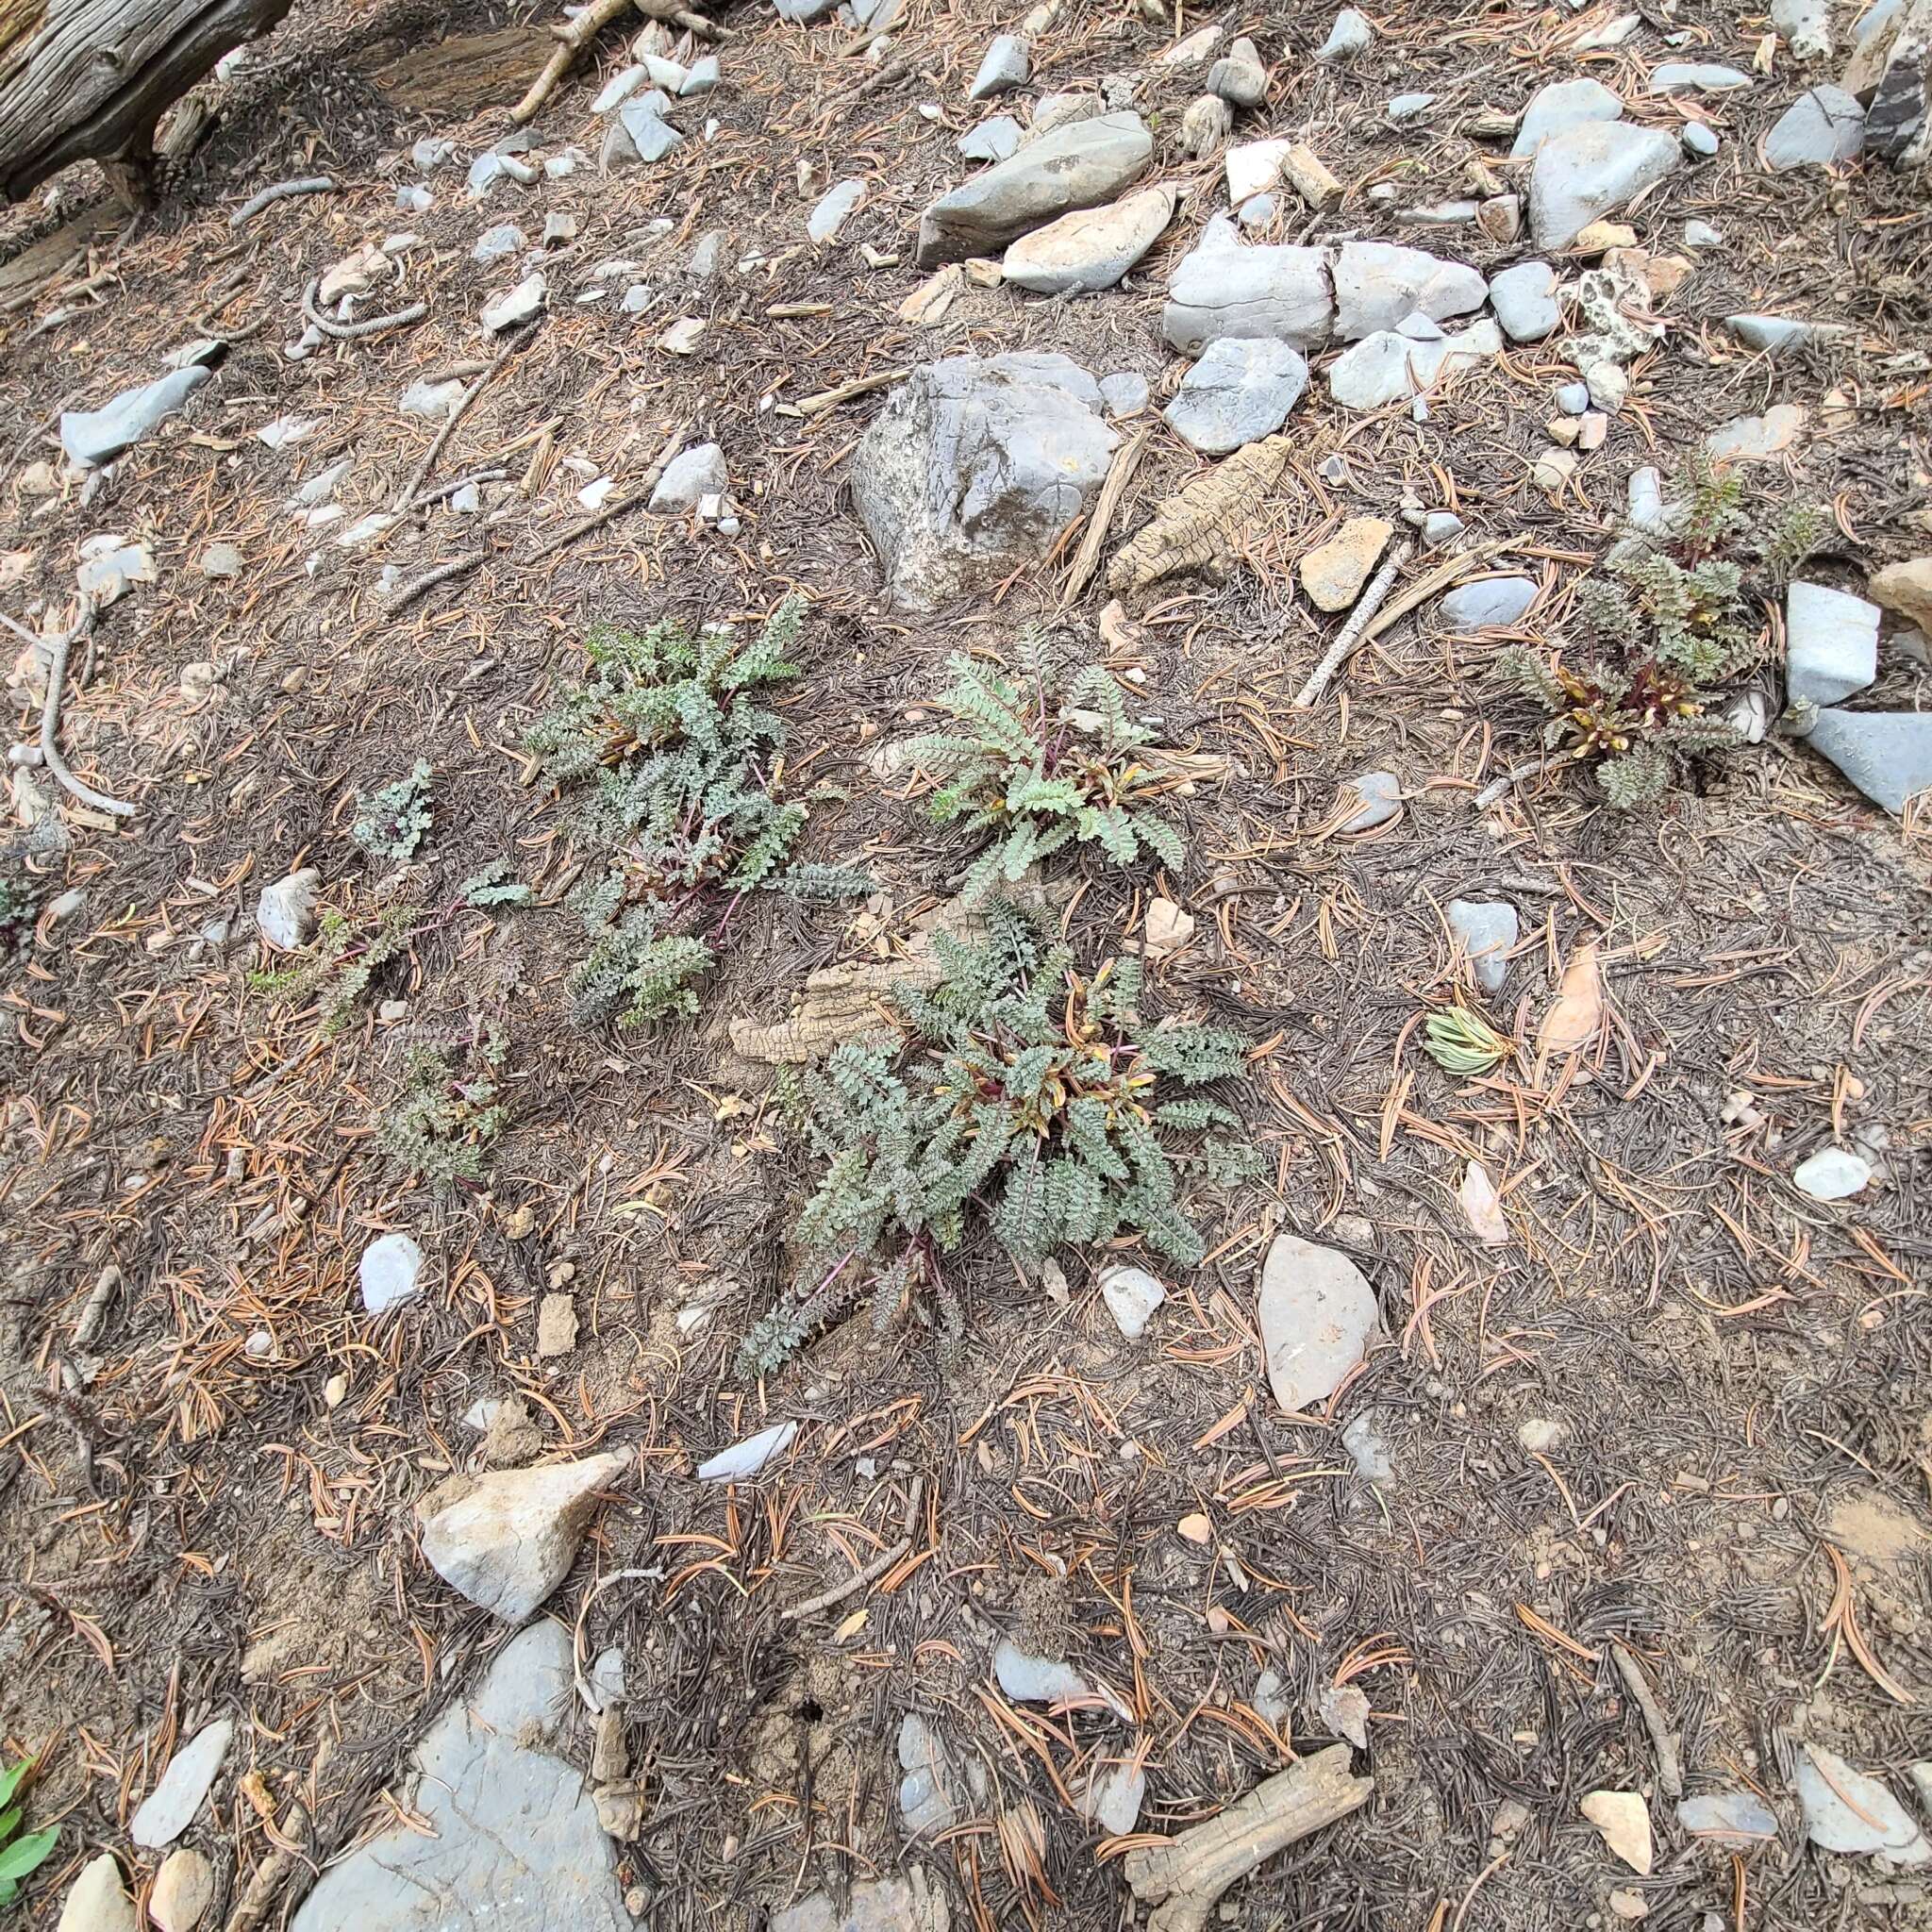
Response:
[1107, 436, 1292, 592]
[511, 0, 633, 125]
[1124, 1744, 1373, 1932]
[1291, 539, 1414, 708]
[1610, 1644, 1684, 1799]
[229, 175, 334, 230]
[1281, 142, 1343, 210]
[728, 956, 938, 1062]
[1061, 427, 1149, 608]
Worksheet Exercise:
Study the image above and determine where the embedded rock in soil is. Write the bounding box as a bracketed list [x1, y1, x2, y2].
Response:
[1076, 1759, 1147, 1835]
[1804, 708, 1932, 813]
[255, 867, 320, 949]
[1793, 1146, 1872, 1199]
[1337, 769, 1402, 831]
[808, 178, 865, 243]
[1001, 183, 1174, 294]
[1162, 228, 1333, 354]
[418, 1450, 630, 1623]
[1332, 241, 1486, 340]
[697, 1419, 798, 1480]
[1581, 1790, 1653, 1873]
[916, 111, 1152, 266]
[1870, 557, 1932, 630]
[959, 116, 1022, 162]
[850, 353, 1116, 610]
[1341, 1409, 1393, 1481]
[1649, 61, 1753, 92]
[1098, 1263, 1167, 1340]
[772, 1873, 951, 1932]
[1446, 898, 1519, 994]
[1795, 1743, 1931, 1861]
[1511, 76, 1624, 158]
[969, 33, 1029, 100]
[651, 442, 728, 512]
[1326, 317, 1501, 410]
[1764, 85, 1865, 168]
[1316, 7, 1373, 59]
[58, 1856, 137, 1932]
[993, 1639, 1091, 1705]
[1677, 1791, 1779, 1844]
[359, 1231, 425, 1313]
[1487, 260, 1560, 341]
[1299, 516, 1392, 610]
[1529, 122, 1679, 249]
[1704, 404, 1806, 461]
[1163, 337, 1307, 454]
[1773, 0, 1833, 58]
[1728, 313, 1848, 353]
[291, 1622, 630, 1930]
[150, 1850, 215, 1932]
[1786, 581, 1879, 705]
[132, 1719, 232, 1848]
[898, 1713, 958, 1835]
[1257, 1235, 1378, 1412]
[1208, 37, 1268, 108]
[1438, 575, 1538, 628]
[480, 272, 545, 333]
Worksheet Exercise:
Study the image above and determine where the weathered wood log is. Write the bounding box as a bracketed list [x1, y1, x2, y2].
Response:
[0, 0, 294, 204]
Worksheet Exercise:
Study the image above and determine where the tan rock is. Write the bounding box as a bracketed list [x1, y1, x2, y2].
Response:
[1571, 218, 1638, 252]
[1582, 1790, 1653, 1874]
[1002, 184, 1174, 295]
[899, 264, 962, 325]
[1871, 558, 1932, 632]
[1299, 516, 1393, 611]
[1533, 447, 1578, 491]
[151, 1849, 216, 1932]
[58, 1856, 136, 1932]
[1143, 895, 1194, 957]
[536, 1293, 578, 1357]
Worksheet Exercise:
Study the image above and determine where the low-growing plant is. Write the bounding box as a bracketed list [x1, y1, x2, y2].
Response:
[377, 1024, 509, 1191]
[0, 877, 39, 958]
[1494, 463, 1829, 808]
[353, 759, 433, 860]
[525, 596, 866, 1027]
[737, 902, 1258, 1377]
[0, 1754, 57, 1907]
[250, 901, 424, 1034]
[900, 642, 1185, 904]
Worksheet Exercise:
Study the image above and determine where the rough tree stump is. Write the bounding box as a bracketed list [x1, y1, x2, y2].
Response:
[0, 0, 293, 202]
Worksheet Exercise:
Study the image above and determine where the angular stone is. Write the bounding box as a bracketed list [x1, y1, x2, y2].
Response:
[1511, 76, 1624, 158]
[1226, 137, 1291, 203]
[1076, 1759, 1147, 1835]
[1333, 242, 1486, 340]
[1488, 260, 1560, 341]
[1439, 575, 1538, 628]
[1794, 1147, 1873, 1199]
[1728, 312, 1849, 353]
[1704, 403, 1806, 461]
[1327, 318, 1502, 410]
[1774, 0, 1834, 58]
[1098, 1264, 1166, 1341]
[1650, 61, 1753, 92]
[897, 1712, 958, 1836]
[1765, 85, 1865, 168]
[132, 1720, 233, 1848]
[61, 366, 209, 468]
[1164, 337, 1307, 454]
[969, 33, 1029, 100]
[1161, 22, 1223, 63]
[291, 1623, 629, 1930]
[1337, 769, 1401, 831]
[1795, 1743, 1931, 1861]
[1581, 1790, 1653, 1874]
[480, 274, 545, 333]
[419, 1452, 631, 1623]
[256, 868, 319, 949]
[1341, 1409, 1393, 1482]
[151, 1850, 215, 1932]
[1447, 898, 1519, 995]
[1257, 1235, 1378, 1412]
[959, 115, 1022, 162]
[611, 96, 682, 165]
[808, 178, 865, 243]
[1163, 230, 1333, 354]
[1181, 93, 1233, 154]
[1002, 184, 1173, 294]
[1387, 92, 1437, 122]
[1787, 581, 1879, 705]
[851, 353, 1116, 609]
[1208, 38, 1268, 108]
[1871, 558, 1932, 631]
[917, 112, 1152, 266]
[473, 223, 525, 264]
[994, 1638, 1091, 1705]
[58, 1856, 137, 1932]
[1316, 7, 1373, 60]
[360, 1232, 425, 1313]
[1100, 372, 1150, 416]
[1529, 122, 1679, 250]
[1677, 1792, 1778, 1846]
[650, 442, 728, 512]
[592, 64, 647, 111]
[696, 1420, 797, 1480]
[1299, 516, 1392, 610]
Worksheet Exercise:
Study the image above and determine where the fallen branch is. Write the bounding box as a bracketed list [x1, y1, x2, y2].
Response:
[1292, 540, 1414, 708]
[388, 552, 487, 612]
[1611, 1644, 1684, 1799]
[1060, 427, 1149, 608]
[2, 600, 134, 817]
[394, 338, 520, 512]
[511, 0, 632, 125]
[525, 423, 688, 562]
[228, 175, 334, 229]
[300, 277, 427, 342]
[1472, 755, 1551, 811]
[781, 1477, 924, 1621]
[1124, 1744, 1373, 1932]
[787, 368, 908, 418]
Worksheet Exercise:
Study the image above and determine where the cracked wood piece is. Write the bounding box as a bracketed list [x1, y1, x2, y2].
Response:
[1123, 1743, 1373, 1932]
[1107, 435, 1293, 592]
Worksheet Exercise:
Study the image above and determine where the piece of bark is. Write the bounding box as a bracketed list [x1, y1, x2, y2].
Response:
[1123, 1744, 1373, 1932]
[2, 0, 293, 203]
[362, 25, 554, 112]
[1108, 436, 1293, 592]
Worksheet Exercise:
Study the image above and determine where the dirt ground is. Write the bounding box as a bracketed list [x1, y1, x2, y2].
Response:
[2, 0, 1931, 1926]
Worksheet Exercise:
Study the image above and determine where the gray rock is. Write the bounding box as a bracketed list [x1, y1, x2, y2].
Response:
[1704, 404, 1807, 460]
[591, 64, 647, 111]
[918, 111, 1151, 266]
[1337, 770, 1401, 831]
[1728, 312, 1848, 352]
[994, 1638, 1090, 1704]
[256, 867, 319, 949]
[1180, 92, 1234, 154]
[1253, 1669, 1291, 1724]
[1682, 120, 1721, 158]
[61, 366, 209, 467]
[1341, 1409, 1394, 1481]
[1795, 1743, 1931, 1862]
[1163, 337, 1308, 454]
[291, 1622, 629, 1931]
[1439, 575, 1538, 628]
[1333, 241, 1486, 340]
[1511, 76, 1624, 158]
[1447, 899, 1519, 994]
[419, 1451, 631, 1623]
[850, 353, 1116, 609]
[897, 1713, 958, 1835]
[1327, 318, 1502, 410]
[650, 443, 729, 512]
[1650, 61, 1753, 91]
[1683, 218, 1724, 246]
[58, 1856, 137, 1932]
[774, 0, 839, 17]
[1424, 510, 1464, 545]
[1076, 1759, 1146, 1835]
[1913, 1761, 1932, 1819]
[480, 273, 545, 333]
[1488, 260, 1561, 341]
[959, 115, 1023, 162]
[1163, 232, 1334, 354]
[131, 1720, 233, 1848]
[199, 542, 242, 583]
[1557, 380, 1591, 412]
[1793, 1147, 1872, 1199]
[1316, 7, 1374, 59]
[1100, 372, 1150, 416]
[1028, 90, 1102, 140]
[1787, 581, 1879, 705]
[1002, 183, 1173, 293]
[1387, 92, 1437, 121]
[610, 96, 683, 167]
[1529, 122, 1680, 250]
[808, 178, 865, 243]
[412, 136, 456, 172]
[1098, 1263, 1167, 1340]
[772, 1874, 950, 1932]
[1765, 85, 1865, 168]
[969, 33, 1030, 100]
[1677, 1791, 1779, 1845]
[1238, 192, 1277, 228]
[401, 377, 466, 418]
[359, 1232, 425, 1313]
[680, 54, 720, 94]
[466, 151, 536, 197]
[1519, 1416, 1567, 1454]
[1774, 0, 1833, 55]
[1208, 38, 1268, 108]
[1257, 1235, 1378, 1412]
[696, 1420, 797, 1479]
[585, 1646, 625, 1714]
[473, 224, 525, 264]
[1318, 1681, 1371, 1749]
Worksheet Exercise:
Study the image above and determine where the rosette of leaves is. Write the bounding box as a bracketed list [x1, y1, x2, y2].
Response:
[737, 901, 1257, 1377]
[899, 643, 1185, 903]
[377, 1025, 509, 1191]
[249, 901, 424, 1034]
[525, 596, 867, 1027]
[1492, 462, 1828, 809]
[353, 759, 433, 860]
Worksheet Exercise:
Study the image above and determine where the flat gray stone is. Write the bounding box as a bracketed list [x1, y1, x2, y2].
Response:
[1163, 232, 1334, 354]
[1439, 575, 1538, 628]
[1163, 337, 1307, 453]
[1793, 1146, 1872, 1199]
[1683, 120, 1721, 158]
[131, 1721, 233, 1848]
[473, 224, 525, 264]
[1337, 770, 1401, 832]
[1341, 1409, 1394, 1481]
[1076, 1759, 1146, 1834]
[1704, 403, 1807, 460]
[851, 353, 1116, 609]
[1806, 708, 1932, 813]
[771, 1874, 949, 1932]
[959, 115, 1022, 162]
[808, 178, 865, 243]
[1787, 580, 1879, 705]
[1728, 312, 1848, 353]
[897, 1713, 958, 1835]
[1316, 7, 1373, 59]
[917, 111, 1152, 266]
[1327, 318, 1502, 409]
[291, 1622, 628, 1931]
[1098, 1263, 1167, 1339]
[419, 1452, 631, 1624]
[592, 64, 647, 111]
[1387, 92, 1437, 122]
[969, 33, 1029, 100]
[1447, 898, 1519, 994]
[1424, 510, 1464, 545]
[1488, 260, 1560, 341]
[360, 1232, 425, 1313]
[1795, 1743, 1931, 1862]
[480, 273, 544, 333]
[1002, 183, 1173, 293]
[609, 96, 682, 167]
[1529, 122, 1680, 250]
[1258, 1235, 1378, 1411]
[1333, 241, 1486, 341]
[993, 1639, 1090, 1705]
[61, 366, 209, 467]
[650, 442, 728, 512]
[696, 1419, 797, 1479]
[1100, 372, 1150, 416]
[1512, 76, 1624, 158]
[1765, 85, 1865, 168]
[1650, 61, 1752, 92]
[1677, 1791, 1779, 1845]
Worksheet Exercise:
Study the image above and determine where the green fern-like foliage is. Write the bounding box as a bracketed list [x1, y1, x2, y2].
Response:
[525, 596, 866, 1024]
[251, 902, 423, 1033]
[0, 874, 40, 958]
[353, 759, 433, 860]
[901, 648, 1186, 904]
[738, 902, 1257, 1378]
[377, 1026, 509, 1191]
